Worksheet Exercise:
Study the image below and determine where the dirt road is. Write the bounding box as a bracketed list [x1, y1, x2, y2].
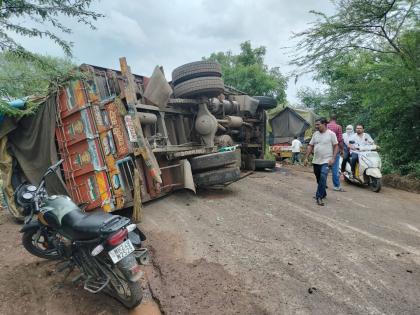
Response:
[1, 165, 419, 314]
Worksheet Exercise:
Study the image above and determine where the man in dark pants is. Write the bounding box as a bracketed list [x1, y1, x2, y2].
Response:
[327, 114, 344, 191]
[304, 118, 339, 206]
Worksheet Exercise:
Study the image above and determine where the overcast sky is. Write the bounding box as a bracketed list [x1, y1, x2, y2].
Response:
[15, 0, 336, 103]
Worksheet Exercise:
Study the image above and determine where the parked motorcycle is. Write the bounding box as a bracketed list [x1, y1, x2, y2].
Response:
[343, 142, 382, 192]
[16, 160, 148, 308]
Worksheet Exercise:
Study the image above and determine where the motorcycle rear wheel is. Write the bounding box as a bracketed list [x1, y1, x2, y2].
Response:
[370, 177, 382, 192]
[22, 229, 60, 260]
[104, 259, 143, 308]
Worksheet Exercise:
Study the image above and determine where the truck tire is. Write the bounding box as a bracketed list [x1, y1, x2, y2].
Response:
[172, 61, 222, 85]
[255, 159, 276, 170]
[253, 96, 277, 110]
[215, 135, 234, 147]
[243, 154, 256, 171]
[190, 151, 238, 172]
[173, 77, 224, 98]
[193, 167, 240, 187]
[167, 98, 199, 106]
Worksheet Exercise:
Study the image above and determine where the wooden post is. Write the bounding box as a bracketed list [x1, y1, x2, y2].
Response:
[119, 57, 162, 185]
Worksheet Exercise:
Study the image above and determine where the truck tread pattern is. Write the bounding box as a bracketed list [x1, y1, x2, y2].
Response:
[253, 96, 277, 110]
[190, 151, 238, 172]
[172, 61, 222, 85]
[193, 167, 240, 187]
[173, 77, 224, 98]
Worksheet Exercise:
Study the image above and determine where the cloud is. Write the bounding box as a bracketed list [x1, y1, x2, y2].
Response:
[9, 0, 335, 103]
[95, 11, 147, 44]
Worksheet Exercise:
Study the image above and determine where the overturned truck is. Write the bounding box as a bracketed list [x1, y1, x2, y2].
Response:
[1, 59, 275, 218]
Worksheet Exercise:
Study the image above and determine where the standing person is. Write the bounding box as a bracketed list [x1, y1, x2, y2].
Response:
[341, 125, 354, 172]
[349, 124, 375, 175]
[327, 114, 344, 192]
[304, 118, 339, 206]
[291, 136, 302, 165]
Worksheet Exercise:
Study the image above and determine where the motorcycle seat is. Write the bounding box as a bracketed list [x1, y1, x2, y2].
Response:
[61, 210, 115, 240]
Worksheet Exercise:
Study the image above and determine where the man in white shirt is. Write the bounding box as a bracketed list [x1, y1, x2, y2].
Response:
[304, 118, 339, 206]
[291, 136, 302, 165]
[349, 124, 375, 175]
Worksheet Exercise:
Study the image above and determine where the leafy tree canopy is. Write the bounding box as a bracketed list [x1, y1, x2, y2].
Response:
[296, 27, 420, 177]
[293, 0, 420, 177]
[292, 0, 419, 72]
[0, 51, 80, 117]
[205, 41, 288, 103]
[0, 0, 103, 57]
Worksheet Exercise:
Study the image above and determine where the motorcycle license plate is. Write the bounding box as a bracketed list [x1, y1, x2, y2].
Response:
[108, 239, 135, 264]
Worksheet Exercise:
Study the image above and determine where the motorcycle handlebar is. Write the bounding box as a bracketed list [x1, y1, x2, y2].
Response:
[43, 159, 63, 178]
[50, 159, 64, 172]
[36, 159, 64, 195]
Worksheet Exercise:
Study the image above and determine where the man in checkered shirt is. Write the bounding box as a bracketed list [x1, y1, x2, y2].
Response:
[327, 114, 345, 192]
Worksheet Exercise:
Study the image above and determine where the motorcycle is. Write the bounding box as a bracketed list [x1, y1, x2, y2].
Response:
[16, 160, 149, 308]
[343, 142, 382, 192]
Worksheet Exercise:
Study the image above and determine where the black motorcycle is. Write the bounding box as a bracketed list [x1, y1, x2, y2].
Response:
[16, 160, 148, 308]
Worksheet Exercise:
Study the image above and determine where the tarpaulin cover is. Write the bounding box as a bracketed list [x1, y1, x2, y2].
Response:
[269, 107, 310, 144]
[0, 137, 21, 218]
[0, 96, 67, 198]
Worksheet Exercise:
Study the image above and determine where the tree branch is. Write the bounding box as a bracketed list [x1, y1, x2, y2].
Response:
[391, 0, 417, 41]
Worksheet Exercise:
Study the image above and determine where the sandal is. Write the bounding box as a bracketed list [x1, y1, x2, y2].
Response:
[316, 198, 325, 206]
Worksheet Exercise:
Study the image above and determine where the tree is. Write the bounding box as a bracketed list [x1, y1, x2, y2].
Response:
[292, 0, 419, 71]
[205, 41, 288, 103]
[0, 51, 75, 97]
[0, 0, 103, 57]
[297, 87, 325, 111]
[0, 51, 80, 117]
[297, 31, 420, 177]
[292, 1, 420, 177]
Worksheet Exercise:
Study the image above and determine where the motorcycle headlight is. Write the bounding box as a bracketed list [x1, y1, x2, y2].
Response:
[15, 184, 36, 208]
[22, 192, 34, 201]
[27, 185, 37, 192]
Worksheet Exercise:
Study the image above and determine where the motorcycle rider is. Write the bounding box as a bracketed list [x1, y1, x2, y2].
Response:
[341, 125, 354, 173]
[349, 124, 375, 175]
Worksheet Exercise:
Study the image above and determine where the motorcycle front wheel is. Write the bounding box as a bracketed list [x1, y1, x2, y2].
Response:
[22, 228, 60, 260]
[370, 177, 382, 192]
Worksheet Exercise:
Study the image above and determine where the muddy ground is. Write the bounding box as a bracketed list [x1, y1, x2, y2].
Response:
[1, 165, 420, 315]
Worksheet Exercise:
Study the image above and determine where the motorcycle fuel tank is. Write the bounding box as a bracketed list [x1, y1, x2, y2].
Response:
[41, 195, 79, 229]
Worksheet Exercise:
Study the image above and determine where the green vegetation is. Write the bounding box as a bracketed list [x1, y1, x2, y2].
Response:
[0, 51, 80, 117]
[0, 0, 101, 117]
[0, 0, 102, 57]
[205, 41, 288, 103]
[293, 0, 419, 178]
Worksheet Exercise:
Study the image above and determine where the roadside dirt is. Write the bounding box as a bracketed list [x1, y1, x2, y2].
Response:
[1, 165, 420, 314]
[383, 173, 420, 194]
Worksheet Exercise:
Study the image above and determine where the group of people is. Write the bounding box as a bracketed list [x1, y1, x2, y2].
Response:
[292, 115, 376, 206]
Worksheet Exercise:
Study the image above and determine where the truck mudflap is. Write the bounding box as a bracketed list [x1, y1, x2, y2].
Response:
[182, 159, 196, 193]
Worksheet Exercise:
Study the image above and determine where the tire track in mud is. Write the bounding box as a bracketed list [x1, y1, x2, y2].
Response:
[142, 231, 269, 315]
